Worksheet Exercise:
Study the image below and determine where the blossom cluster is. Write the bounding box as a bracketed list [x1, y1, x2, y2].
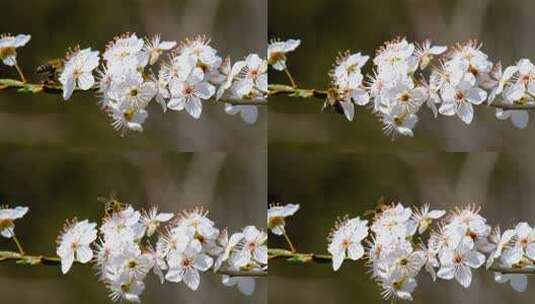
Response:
[270, 37, 535, 138]
[323, 202, 535, 301]
[1, 33, 266, 135]
[52, 201, 267, 303]
[0, 202, 265, 302]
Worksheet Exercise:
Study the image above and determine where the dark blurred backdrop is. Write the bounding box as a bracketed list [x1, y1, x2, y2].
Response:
[0, 151, 267, 303]
[0, 0, 266, 151]
[268, 152, 535, 303]
[269, 0, 535, 151]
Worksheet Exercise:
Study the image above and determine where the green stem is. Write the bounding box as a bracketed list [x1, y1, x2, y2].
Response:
[11, 235, 25, 255]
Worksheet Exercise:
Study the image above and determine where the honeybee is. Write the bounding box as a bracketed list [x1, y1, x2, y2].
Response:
[97, 193, 124, 216]
[36, 58, 63, 84]
[363, 196, 390, 218]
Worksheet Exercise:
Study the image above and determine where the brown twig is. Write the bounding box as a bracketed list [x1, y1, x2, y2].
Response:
[0, 79, 266, 106]
[269, 248, 535, 275]
[0, 250, 267, 277]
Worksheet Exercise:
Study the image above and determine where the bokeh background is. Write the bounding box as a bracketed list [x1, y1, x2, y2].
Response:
[0, 151, 267, 303]
[269, 0, 535, 151]
[269, 152, 535, 303]
[0, 0, 266, 151]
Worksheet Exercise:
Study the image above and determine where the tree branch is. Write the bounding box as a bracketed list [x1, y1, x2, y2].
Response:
[0, 250, 267, 277]
[0, 79, 266, 106]
[268, 84, 328, 99]
[268, 248, 535, 275]
[268, 83, 535, 111]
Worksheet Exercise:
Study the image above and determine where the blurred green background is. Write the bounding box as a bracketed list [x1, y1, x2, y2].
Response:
[0, 0, 266, 151]
[269, 0, 535, 151]
[268, 152, 535, 303]
[0, 151, 266, 303]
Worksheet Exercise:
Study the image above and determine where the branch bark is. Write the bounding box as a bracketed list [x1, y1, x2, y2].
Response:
[0, 250, 267, 277]
[0, 79, 266, 106]
[268, 84, 535, 111]
[268, 248, 535, 275]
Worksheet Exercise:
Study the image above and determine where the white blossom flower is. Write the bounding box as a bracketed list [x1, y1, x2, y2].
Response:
[381, 105, 419, 138]
[415, 40, 447, 69]
[175, 208, 219, 248]
[56, 219, 98, 274]
[268, 39, 301, 71]
[167, 68, 215, 119]
[423, 244, 440, 281]
[214, 229, 244, 271]
[333, 52, 369, 89]
[178, 36, 222, 74]
[141, 207, 174, 237]
[144, 35, 176, 65]
[380, 270, 417, 301]
[501, 222, 535, 265]
[101, 206, 144, 242]
[109, 100, 149, 134]
[0, 206, 28, 238]
[0, 34, 31, 66]
[234, 225, 267, 267]
[484, 62, 518, 102]
[486, 227, 515, 269]
[381, 244, 426, 277]
[412, 204, 445, 234]
[374, 38, 417, 75]
[59, 48, 100, 100]
[267, 203, 300, 236]
[165, 239, 213, 290]
[439, 75, 487, 124]
[108, 272, 145, 303]
[108, 71, 157, 109]
[106, 246, 154, 281]
[103, 33, 146, 70]
[328, 217, 368, 271]
[157, 224, 194, 263]
[372, 203, 416, 240]
[384, 81, 427, 114]
[449, 40, 493, 79]
[510, 59, 535, 98]
[234, 54, 268, 98]
[437, 242, 485, 287]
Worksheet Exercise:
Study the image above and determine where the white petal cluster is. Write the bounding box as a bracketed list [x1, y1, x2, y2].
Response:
[268, 38, 301, 71]
[367, 203, 422, 301]
[60, 47, 100, 100]
[433, 206, 489, 287]
[327, 216, 368, 271]
[99, 33, 159, 134]
[56, 219, 98, 273]
[367, 38, 446, 137]
[486, 223, 535, 293]
[53, 203, 264, 303]
[14, 33, 266, 135]
[0, 205, 29, 238]
[267, 203, 300, 235]
[294, 37, 535, 137]
[341, 203, 489, 301]
[156, 36, 266, 124]
[0, 33, 30, 66]
[330, 52, 370, 121]
[488, 59, 535, 128]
